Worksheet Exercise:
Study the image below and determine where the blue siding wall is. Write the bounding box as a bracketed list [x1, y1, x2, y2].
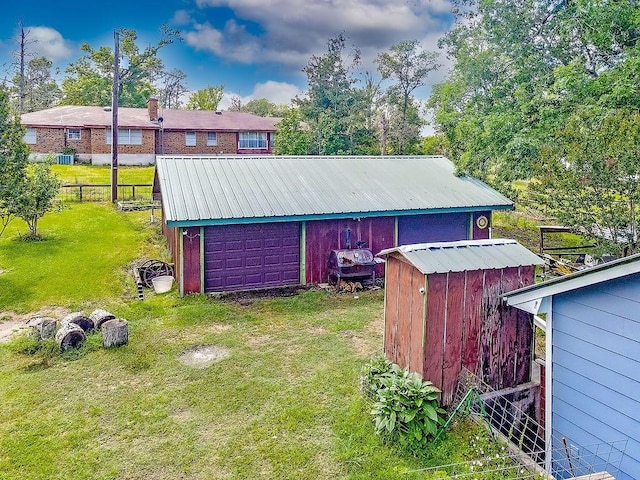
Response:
[397, 213, 469, 245]
[552, 274, 640, 480]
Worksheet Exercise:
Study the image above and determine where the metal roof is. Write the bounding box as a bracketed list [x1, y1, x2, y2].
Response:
[155, 155, 513, 226]
[378, 239, 544, 274]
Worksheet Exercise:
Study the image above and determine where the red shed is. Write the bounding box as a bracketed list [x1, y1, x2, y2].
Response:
[378, 239, 544, 405]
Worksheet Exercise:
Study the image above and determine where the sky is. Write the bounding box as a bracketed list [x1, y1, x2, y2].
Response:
[0, 0, 456, 112]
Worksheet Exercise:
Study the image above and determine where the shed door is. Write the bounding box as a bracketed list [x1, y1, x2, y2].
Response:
[204, 223, 300, 292]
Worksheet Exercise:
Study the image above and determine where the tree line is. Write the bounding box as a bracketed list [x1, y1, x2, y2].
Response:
[430, 0, 640, 255]
[2, 26, 441, 156]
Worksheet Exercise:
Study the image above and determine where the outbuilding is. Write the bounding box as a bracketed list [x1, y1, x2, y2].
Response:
[378, 239, 544, 405]
[153, 155, 513, 295]
[503, 254, 640, 480]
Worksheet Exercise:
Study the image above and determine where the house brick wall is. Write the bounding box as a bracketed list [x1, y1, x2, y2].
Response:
[90, 128, 155, 155]
[28, 127, 92, 154]
[160, 131, 239, 155]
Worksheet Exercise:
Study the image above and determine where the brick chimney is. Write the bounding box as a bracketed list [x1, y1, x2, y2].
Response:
[147, 97, 159, 121]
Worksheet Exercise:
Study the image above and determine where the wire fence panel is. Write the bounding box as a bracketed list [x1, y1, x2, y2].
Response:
[59, 184, 153, 203]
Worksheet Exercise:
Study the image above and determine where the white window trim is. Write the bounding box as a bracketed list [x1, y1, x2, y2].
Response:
[67, 128, 81, 140]
[207, 131, 218, 146]
[186, 131, 196, 146]
[24, 128, 36, 144]
[238, 132, 268, 149]
[105, 128, 143, 145]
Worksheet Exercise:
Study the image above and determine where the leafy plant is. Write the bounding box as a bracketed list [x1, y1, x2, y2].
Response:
[368, 362, 445, 456]
[360, 354, 393, 399]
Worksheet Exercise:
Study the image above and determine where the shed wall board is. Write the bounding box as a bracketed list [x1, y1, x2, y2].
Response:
[182, 227, 201, 294]
[472, 211, 491, 240]
[396, 260, 413, 369]
[462, 269, 484, 373]
[424, 273, 448, 391]
[305, 217, 394, 284]
[384, 256, 401, 363]
[551, 274, 640, 480]
[409, 267, 426, 376]
[443, 271, 465, 405]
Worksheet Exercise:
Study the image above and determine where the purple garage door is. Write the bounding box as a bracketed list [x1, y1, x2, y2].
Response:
[204, 223, 300, 292]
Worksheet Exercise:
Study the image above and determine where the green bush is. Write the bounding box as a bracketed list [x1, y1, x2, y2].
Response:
[360, 354, 393, 399]
[365, 360, 445, 456]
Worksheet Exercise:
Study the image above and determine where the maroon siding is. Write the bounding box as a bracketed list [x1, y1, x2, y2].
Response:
[398, 213, 470, 245]
[384, 260, 537, 406]
[203, 223, 300, 292]
[472, 211, 491, 240]
[305, 217, 395, 284]
[384, 256, 401, 364]
[384, 256, 427, 376]
[182, 227, 201, 294]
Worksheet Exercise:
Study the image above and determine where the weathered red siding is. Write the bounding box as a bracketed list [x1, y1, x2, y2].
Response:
[384, 261, 537, 406]
[472, 211, 491, 240]
[305, 217, 395, 284]
[182, 227, 201, 294]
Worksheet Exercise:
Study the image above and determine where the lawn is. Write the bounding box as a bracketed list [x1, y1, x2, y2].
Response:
[52, 165, 155, 185]
[0, 202, 507, 479]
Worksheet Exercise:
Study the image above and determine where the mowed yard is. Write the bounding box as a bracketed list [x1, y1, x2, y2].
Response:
[0, 177, 494, 479]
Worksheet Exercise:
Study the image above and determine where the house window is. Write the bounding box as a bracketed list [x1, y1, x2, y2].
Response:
[24, 128, 36, 144]
[186, 132, 196, 146]
[105, 128, 142, 145]
[207, 132, 217, 146]
[66, 128, 81, 140]
[239, 132, 267, 149]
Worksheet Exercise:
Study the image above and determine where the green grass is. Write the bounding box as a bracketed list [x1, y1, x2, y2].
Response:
[0, 203, 167, 313]
[52, 165, 155, 184]
[0, 203, 512, 479]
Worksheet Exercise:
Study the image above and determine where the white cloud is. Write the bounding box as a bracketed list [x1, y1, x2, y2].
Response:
[25, 26, 73, 61]
[171, 10, 192, 26]
[217, 80, 302, 109]
[184, 0, 455, 71]
[251, 81, 302, 104]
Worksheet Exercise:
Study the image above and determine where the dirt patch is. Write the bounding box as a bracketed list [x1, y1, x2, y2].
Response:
[0, 307, 71, 343]
[179, 345, 230, 368]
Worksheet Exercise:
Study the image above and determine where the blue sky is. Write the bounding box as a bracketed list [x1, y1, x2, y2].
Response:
[0, 0, 455, 110]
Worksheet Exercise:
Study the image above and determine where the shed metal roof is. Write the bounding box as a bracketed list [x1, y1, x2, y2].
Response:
[378, 239, 544, 274]
[155, 155, 513, 226]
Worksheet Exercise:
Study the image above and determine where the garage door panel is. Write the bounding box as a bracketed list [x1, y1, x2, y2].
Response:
[204, 223, 300, 292]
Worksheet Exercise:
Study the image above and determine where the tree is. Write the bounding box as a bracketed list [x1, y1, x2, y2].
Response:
[429, 0, 640, 194]
[376, 40, 440, 154]
[13, 157, 62, 238]
[61, 27, 179, 107]
[531, 108, 640, 256]
[0, 86, 28, 237]
[156, 69, 188, 109]
[11, 57, 62, 112]
[186, 85, 224, 111]
[273, 107, 312, 155]
[296, 33, 376, 154]
[240, 98, 287, 117]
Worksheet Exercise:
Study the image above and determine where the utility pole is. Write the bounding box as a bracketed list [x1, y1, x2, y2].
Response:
[111, 30, 119, 203]
[18, 21, 26, 114]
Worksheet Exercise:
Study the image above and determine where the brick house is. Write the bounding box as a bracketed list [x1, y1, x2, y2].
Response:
[20, 98, 280, 165]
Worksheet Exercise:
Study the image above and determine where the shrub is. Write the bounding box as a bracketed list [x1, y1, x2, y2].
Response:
[367, 361, 445, 456]
[360, 354, 393, 399]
